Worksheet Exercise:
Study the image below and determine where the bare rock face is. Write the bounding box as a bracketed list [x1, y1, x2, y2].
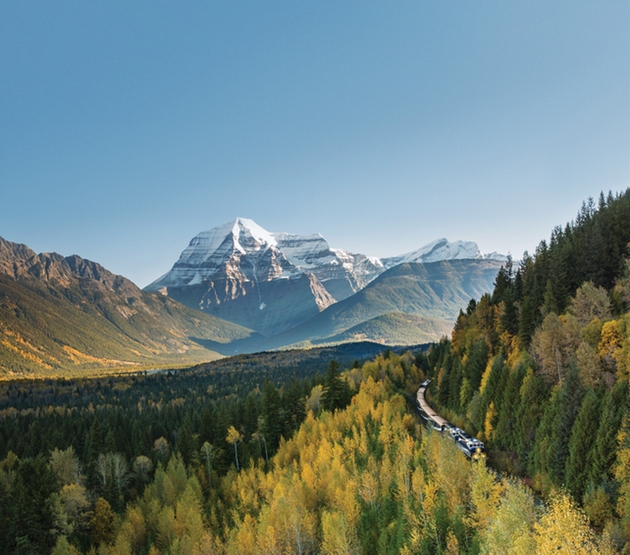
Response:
[0, 237, 141, 297]
[145, 218, 507, 337]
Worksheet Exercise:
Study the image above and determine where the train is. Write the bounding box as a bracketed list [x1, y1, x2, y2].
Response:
[417, 379, 485, 460]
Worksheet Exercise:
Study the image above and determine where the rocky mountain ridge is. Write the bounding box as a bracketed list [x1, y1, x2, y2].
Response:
[0, 237, 256, 376]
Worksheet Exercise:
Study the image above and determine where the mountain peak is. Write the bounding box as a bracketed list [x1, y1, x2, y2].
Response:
[230, 218, 277, 249]
[382, 238, 507, 268]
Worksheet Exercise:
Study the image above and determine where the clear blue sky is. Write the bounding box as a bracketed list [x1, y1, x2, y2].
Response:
[1, 2, 628, 287]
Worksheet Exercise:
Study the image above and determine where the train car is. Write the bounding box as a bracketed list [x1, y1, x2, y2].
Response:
[416, 380, 448, 430]
[417, 381, 485, 459]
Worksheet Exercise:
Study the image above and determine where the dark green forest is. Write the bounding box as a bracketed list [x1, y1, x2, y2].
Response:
[0, 342, 397, 554]
[423, 189, 630, 543]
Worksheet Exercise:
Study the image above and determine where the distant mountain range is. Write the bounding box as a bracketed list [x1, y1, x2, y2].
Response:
[265, 259, 503, 349]
[145, 218, 505, 336]
[0, 221, 505, 376]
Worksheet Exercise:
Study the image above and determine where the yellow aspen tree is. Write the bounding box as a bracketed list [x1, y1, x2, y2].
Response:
[378, 451, 394, 499]
[479, 479, 536, 555]
[49, 446, 83, 486]
[469, 461, 504, 533]
[119, 505, 146, 554]
[335, 480, 360, 528]
[90, 497, 116, 546]
[226, 515, 256, 555]
[358, 467, 379, 510]
[445, 531, 459, 555]
[300, 461, 319, 507]
[395, 435, 415, 502]
[599, 319, 622, 368]
[51, 536, 80, 555]
[156, 506, 176, 551]
[257, 519, 280, 555]
[174, 483, 205, 549]
[483, 402, 497, 442]
[226, 425, 243, 471]
[106, 535, 133, 555]
[533, 492, 599, 555]
[321, 510, 359, 555]
[423, 431, 471, 513]
[60, 483, 90, 533]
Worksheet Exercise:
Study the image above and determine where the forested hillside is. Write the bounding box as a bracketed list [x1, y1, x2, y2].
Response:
[0, 350, 621, 554]
[424, 189, 630, 548]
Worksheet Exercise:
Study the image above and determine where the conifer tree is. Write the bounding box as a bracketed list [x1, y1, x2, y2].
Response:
[321, 360, 351, 412]
[177, 416, 195, 467]
[564, 389, 601, 500]
[261, 380, 283, 450]
[530, 385, 562, 478]
[588, 380, 629, 486]
[465, 340, 490, 396]
[493, 363, 527, 451]
[547, 365, 583, 483]
[8, 456, 59, 555]
[86, 415, 103, 487]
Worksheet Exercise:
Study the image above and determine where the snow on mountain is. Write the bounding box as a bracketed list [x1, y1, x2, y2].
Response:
[144, 219, 507, 337]
[147, 220, 506, 297]
[382, 238, 507, 268]
[146, 219, 383, 299]
[146, 218, 297, 291]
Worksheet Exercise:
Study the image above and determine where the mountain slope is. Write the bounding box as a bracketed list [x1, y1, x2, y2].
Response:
[325, 312, 453, 346]
[0, 237, 257, 377]
[270, 259, 503, 346]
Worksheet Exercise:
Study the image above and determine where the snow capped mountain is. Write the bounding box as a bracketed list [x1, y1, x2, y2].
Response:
[147, 218, 297, 290]
[144, 218, 506, 336]
[147, 219, 505, 295]
[145, 218, 383, 300]
[382, 238, 507, 268]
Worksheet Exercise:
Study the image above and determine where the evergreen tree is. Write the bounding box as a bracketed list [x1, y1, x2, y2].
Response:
[447, 359, 463, 413]
[7, 456, 59, 555]
[492, 257, 514, 306]
[493, 363, 527, 451]
[588, 380, 629, 486]
[177, 416, 196, 467]
[321, 360, 351, 412]
[283, 378, 307, 435]
[465, 340, 490, 397]
[85, 414, 104, 491]
[242, 392, 259, 441]
[261, 380, 283, 450]
[547, 365, 583, 483]
[530, 385, 562, 478]
[564, 388, 601, 500]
